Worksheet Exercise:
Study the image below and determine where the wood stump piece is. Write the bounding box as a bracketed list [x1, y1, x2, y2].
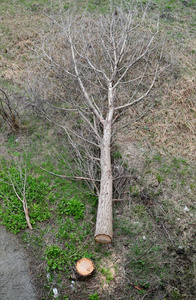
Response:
[95, 234, 112, 244]
[75, 258, 95, 277]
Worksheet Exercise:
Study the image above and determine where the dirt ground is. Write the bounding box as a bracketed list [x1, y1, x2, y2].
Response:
[0, 1, 195, 299]
[0, 225, 37, 300]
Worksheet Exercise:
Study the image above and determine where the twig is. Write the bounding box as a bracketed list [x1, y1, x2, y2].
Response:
[40, 166, 100, 182]
[160, 221, 174, 245]
[125, 242, 155, 267]
[112, 198, 129, 201]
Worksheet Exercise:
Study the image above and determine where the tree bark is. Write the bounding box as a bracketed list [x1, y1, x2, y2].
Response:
[95, 84, 114, 243]
[23, 200, 33, 230]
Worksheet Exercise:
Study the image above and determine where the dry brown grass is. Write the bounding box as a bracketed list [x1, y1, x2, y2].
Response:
[0, 2, 195, 300]
[0, 6, 45, 85]
[117, 77, 195, 160]
[1, 4, 195, 161]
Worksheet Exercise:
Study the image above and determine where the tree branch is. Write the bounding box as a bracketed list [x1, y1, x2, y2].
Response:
[69, 31, 105, 124]
[40, 166, 100, 182]
[115, 64, 159, 111]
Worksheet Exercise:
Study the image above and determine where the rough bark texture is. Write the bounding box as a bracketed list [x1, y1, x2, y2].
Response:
[94, 139, 113, 242]
[95, 88, 114, 243]
[23, 201, 33, 230]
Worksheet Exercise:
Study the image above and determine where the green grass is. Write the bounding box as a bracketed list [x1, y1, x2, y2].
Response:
[88, 292, 100, 300]
[100, 267, 114, 283]
[0, 158, 52, 233]
[58, 196, 85, 219]
[45, 245, 70, 271]
[0, 139, 97, 279]
[0, 131, 97, 234]
[0, 0, 109, 14]
[0, 0, 195, 299]
[1, 0, 194, 15]
[0, 150, 97, 288]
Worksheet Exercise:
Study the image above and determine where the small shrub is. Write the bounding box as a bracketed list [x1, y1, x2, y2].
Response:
[89, 292, 100, 300]
[0, 162, 51, 233]
[112, 149, 122, 159]
[59, 197, 85, 219]
[156, 173, 164, 183]
[45, 245, 66, 271]
[45, 240, 92, 272]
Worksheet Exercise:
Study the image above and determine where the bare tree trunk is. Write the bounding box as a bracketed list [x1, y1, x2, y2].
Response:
[95, 122, 113, 243]
[95, 85, 114, 243]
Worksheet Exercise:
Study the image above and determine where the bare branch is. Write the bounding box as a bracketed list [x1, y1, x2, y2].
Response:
[115, 64, 159, 111]
[113, 32, 158, 88]
[74, 41, 110, 83]
[8, 161, 33, 230]
[65, 126, 100, 148]
[41, 42, 76, 78]
[78, 110, 101, 140]
[40, 166, 100, 182]
[68, 31, 105, 124]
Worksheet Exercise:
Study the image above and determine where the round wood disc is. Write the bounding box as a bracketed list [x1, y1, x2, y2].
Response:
[95, 234, 112, 244]
[75, 258, 94, 277]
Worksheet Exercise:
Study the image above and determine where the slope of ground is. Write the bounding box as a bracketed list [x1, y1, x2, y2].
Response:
[0, 1, 195, 300]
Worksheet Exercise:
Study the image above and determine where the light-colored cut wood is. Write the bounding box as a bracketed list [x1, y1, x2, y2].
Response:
[95, 234, 112, 244]
[75, 258, 95, 277]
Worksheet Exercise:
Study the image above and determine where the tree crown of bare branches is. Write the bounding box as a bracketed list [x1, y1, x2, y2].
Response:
[30, 2, 164, 242]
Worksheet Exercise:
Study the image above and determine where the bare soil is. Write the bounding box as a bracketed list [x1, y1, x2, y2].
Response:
[0, 225, 37, 300]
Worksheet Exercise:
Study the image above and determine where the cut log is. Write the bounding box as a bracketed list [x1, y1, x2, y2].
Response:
[75, 258, 95, 277]
[94, 115, 113, 244]
[95, 234, 112, 243]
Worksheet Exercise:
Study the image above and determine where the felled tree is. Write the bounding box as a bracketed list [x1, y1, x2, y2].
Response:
[32, 2, 163, 243]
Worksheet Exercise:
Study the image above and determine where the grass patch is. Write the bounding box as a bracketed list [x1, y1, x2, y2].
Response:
[58, 197, 85, 219]
[0, 158, 52, 233]
[88, 292, 100, 300]
[100, 267, 114, 283]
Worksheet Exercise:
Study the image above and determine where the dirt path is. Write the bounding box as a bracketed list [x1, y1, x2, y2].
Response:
[0, 225, 37, 300]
